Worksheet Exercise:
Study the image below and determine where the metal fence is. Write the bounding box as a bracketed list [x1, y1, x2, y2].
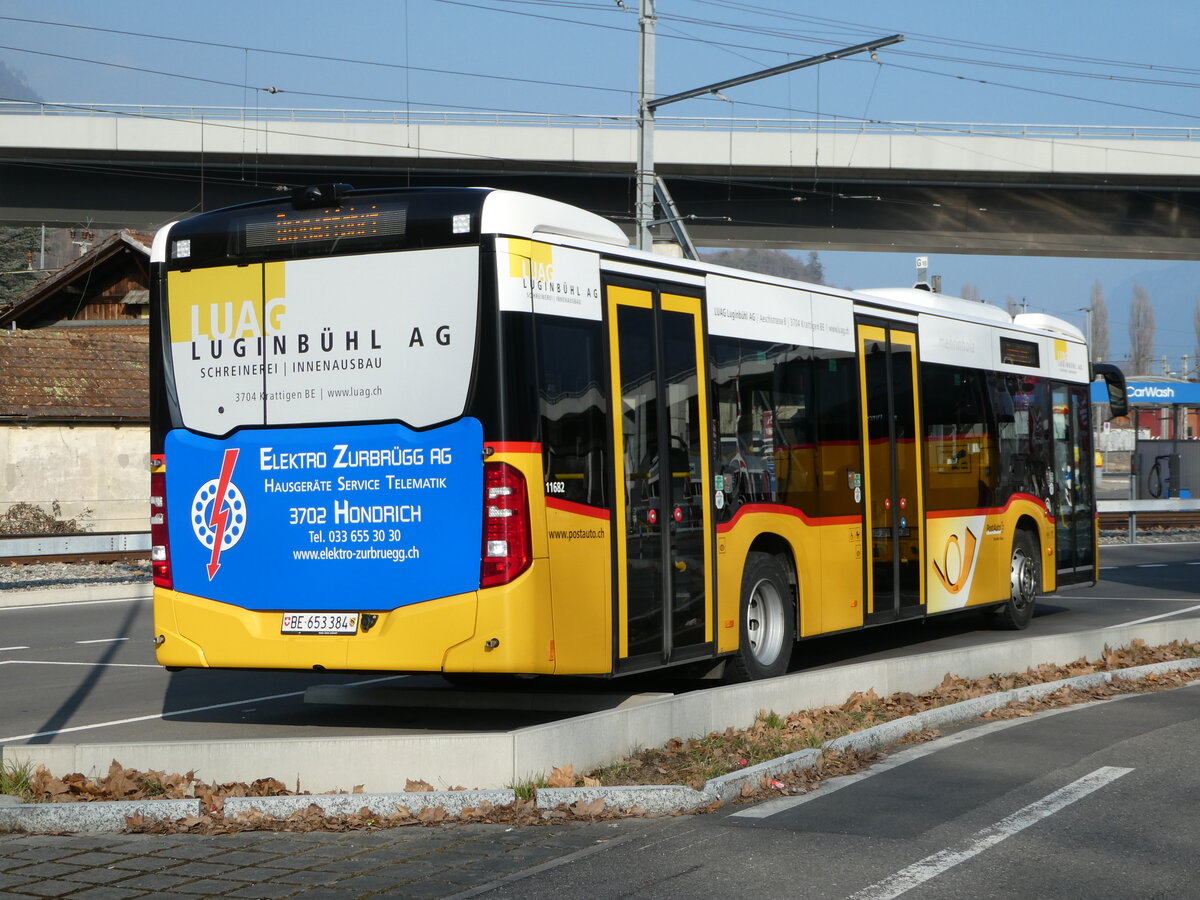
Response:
[0, 532, 149, 559]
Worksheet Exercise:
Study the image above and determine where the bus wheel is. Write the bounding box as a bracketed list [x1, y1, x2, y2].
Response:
[727, 552, 795, 681]
[995, 530, 1039, 630]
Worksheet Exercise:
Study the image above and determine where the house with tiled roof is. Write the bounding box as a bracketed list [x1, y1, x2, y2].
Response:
[0, 231, 152, 534]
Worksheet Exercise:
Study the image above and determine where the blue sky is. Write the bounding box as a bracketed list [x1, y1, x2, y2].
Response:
[3, 1, 1200, 368]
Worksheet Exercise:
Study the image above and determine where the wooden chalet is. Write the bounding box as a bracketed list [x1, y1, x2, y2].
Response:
[0, 230, 153, 534]
[0, 230, 152, 330]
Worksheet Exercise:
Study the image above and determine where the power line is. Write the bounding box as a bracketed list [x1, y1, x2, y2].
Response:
[687, 1, 1200, 78]
[6, 9, 1200, 123]
[0, 15, 635, 99]
[0, 45, 634, 118]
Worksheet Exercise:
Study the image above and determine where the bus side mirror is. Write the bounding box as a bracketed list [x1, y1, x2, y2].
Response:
[1092, 363, 1128, 419]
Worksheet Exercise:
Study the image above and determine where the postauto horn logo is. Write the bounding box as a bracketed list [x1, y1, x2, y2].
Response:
[189, 449, 247, 580]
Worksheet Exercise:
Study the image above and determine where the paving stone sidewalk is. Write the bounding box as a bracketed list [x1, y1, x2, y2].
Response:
[0, 818, 661, 899]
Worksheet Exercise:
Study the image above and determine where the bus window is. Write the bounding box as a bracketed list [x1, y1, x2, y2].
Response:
[710, 338, 814, 517]
[988, 372, 1053, 507]
[536, 316, 608, 508]
[812, 351, 859, 519]
[922, 365, 995, 510]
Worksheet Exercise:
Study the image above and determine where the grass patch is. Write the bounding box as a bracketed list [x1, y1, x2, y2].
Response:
[508, 777, 548, 802]
[0, 759, 35, 801]
[141, 778, 167, 797]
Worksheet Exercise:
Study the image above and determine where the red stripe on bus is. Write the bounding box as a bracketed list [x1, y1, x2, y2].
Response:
[924, 492, 1049, 519]
[487, 442, 541, 454]
[546, 497, 610, 519]
[716, 503, 861, 533]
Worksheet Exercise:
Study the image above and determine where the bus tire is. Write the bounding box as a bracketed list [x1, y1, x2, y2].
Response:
[726, 552, 795, 681]
[994, 529, 1039, 630]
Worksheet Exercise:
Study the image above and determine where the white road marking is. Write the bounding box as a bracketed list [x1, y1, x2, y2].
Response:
[848, 766, 1133, 900]
[1057, 596, 1200, 602]
[731, 712, 1079, 820]
[1102, 540, 1200, 548]
[0, 596, 145, 612]
[0, 660, 156, 668]
[0, 646, 30, 652]
[0, 673, 407, 744]
[1137, 564, 1169, 568]
[1118, 604, 1200, 627]
[74, 638, 130, 645]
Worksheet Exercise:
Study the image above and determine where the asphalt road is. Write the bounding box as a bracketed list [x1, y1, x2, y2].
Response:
[4, 668, 1198, 898]
[2, 542, 1199, 748]
[485, 684, 1200, 900]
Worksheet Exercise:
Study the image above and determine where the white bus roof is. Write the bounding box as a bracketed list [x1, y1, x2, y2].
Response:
[838, 287, 1086, 343]
[479, 190, 628, 248]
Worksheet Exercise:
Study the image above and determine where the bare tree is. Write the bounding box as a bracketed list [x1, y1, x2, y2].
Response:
[1194, 299, 1200, 377]
[702, 248, 825, 284]
[1006, 295, 1019, 317]
[1128, 284, 1155, 375]
[1090, 280, 1109, 362]
[0, 227, 41, 307]
[960, 283, 981, 301]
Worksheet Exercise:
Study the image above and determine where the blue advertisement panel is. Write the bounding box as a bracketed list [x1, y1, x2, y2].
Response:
[164, 419, 484, 611]
[1091, 381, 1200, 405]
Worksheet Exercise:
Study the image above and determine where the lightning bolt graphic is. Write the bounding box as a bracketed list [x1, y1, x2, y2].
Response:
[207, 448, 240, 580]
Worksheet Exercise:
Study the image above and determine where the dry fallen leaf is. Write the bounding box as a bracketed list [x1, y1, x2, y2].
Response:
[569, 797, 605, 818]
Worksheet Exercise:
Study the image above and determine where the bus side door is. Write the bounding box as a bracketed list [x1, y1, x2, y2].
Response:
[607, 280, 714, 672]
[857, 321, 926, 621]
[1052, 383, 1095, 584]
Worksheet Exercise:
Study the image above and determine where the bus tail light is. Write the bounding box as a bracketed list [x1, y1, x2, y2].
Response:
[481, 462, 531, 588]
[150, 454, 173, 589]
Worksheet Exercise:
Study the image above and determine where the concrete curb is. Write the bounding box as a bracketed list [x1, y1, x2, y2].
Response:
[536, 785, 712, 814]
[0, 798, 199, 832]
[701, 748, 824, 805]
[825, 657, 1200, 757]
[5, 656, 1197, 833]
[0, 583, 151, 608]
[223, 789, 517, 821]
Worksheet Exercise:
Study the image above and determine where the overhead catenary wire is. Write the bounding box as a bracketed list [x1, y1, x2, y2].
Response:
[5, 8, 1200, 123]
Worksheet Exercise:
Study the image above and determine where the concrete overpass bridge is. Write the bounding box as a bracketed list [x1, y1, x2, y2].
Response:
[4, 102, 1200, 258]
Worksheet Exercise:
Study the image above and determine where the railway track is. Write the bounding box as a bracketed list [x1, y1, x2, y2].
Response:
[0, 548, 149, 566]
[0, 532, 150, 567]
[1098, 511, 1200, 531]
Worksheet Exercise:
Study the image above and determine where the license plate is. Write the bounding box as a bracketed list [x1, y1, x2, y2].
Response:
[281, 612, 359, 635]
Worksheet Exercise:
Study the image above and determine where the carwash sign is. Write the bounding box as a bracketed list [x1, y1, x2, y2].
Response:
[1090, 380, 1200, 405]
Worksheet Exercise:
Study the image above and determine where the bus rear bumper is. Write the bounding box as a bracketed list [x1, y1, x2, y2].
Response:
[152, 586, 478, 671]
[151, 562, 561, 674]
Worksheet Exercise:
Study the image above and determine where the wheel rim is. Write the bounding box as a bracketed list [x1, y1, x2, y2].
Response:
[745, 577, 786, 665]
[1010, 546, 1036, 610]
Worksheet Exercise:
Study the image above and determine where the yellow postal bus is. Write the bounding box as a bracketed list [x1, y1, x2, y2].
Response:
[149, 185, 1126, 680]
